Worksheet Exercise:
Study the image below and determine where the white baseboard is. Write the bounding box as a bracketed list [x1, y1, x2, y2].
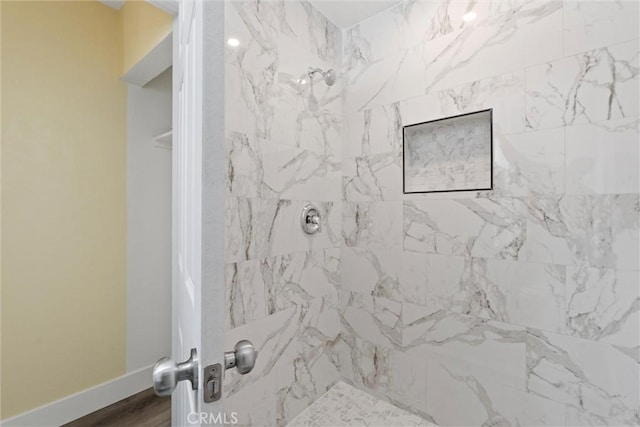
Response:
[1, 365, 154, 427]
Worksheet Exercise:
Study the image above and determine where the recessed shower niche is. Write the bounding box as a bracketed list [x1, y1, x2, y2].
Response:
[403, 109, 493, 194]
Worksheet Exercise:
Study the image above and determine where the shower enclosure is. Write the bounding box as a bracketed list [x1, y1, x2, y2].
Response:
[154, 0, 640, 425]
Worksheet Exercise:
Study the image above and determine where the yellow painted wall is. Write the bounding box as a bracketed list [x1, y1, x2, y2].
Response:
[1, 1, 127, 418]
[120, 1, 173, 75]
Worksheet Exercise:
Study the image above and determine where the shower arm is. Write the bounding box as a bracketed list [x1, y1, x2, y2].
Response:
[308, 67, 325, 78]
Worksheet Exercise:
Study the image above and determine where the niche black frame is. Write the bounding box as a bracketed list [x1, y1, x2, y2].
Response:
[402, 108, 494, 194]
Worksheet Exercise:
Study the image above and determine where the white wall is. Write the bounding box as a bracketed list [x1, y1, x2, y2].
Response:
[126, 67, 172, 372]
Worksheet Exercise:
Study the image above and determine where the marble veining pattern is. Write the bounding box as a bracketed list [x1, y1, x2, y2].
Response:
[338, 1, 639, 426]
[287, 382, 434, 427]
[222, 0, 640, 425]
[403, 110, 492, 193]
[224, 1, 344, 426]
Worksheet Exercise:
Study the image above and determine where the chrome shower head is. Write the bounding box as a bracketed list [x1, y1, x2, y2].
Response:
[323, 69, 336, 86]
[308, 67, 336, 86]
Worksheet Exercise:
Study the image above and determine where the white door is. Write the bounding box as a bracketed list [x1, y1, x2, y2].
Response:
[152, 0, 231, 425]
[172, 0, 206, 423]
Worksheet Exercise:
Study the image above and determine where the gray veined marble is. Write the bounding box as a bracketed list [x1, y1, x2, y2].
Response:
[403, 110, 492, 193]
[526, 39, 639, 131]
[343, 0, 563, 113]
[565, 266, 639, 351]
[526, 328, 640, 425]
[342, 152, 403, 202]
[403, 197, 527, 260]
[522, 194, 639, 270]
[223, 0, 640, 425]
[343, 201, 403, 249]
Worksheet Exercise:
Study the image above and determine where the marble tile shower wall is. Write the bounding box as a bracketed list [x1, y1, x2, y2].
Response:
[339, 1, 639, 426]
[223, 1, 343, 426]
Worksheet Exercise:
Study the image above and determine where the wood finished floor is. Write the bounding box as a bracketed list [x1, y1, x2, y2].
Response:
[63, 388, 170, 427]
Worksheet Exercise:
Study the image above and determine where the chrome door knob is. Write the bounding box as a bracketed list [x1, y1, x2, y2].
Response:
[224, 340, 257, 374]
[152, 348, 198, 396]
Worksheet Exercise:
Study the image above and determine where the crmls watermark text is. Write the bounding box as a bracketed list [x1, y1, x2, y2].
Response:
[188, 412, 239, 424]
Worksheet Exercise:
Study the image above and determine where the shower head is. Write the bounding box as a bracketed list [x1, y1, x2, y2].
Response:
[308, 67, 336, 86]
[323, 69, 336, 86]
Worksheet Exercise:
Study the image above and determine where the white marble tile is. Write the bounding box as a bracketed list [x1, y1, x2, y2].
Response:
[502, 260, 567, 334]
[425, 353, 565, 427]
[566, 266, 639, 350]
[340, 291, 402, 349]
[526, 39, 640, 131]
[275, 298, 341, 426]
[565, 405, 631, 426]
[225, 259, 268, 329]
[340, 246, 401, 297]
[339, 247, 438, 306]
[563, 0, 640, 56]
[226, 131, 281, 199]
[565, 117, 640, 195]
[291, 1, 341, 65]
[335, 332, 432, 419]
[526, 329, 640, 423]
[345, 0, 546, 65]
[401, 71, 526, 135]
[264, 248, 340, 315]
[523, 194, 639, 270]
[415, 2, 563, 95]
[277, 149, 342, 201]
[225, 197, 278, 263]
[403, 198, 527, 260]
[343, 103, 403, 158]
[421, 254, 467, 312]
[342, 152, 403, 202]
[225, 371, 277, 427]
[287, 381, 433, 427]
[342, 201, 403, 249]
[344, 1, 563, 112]
[494, 127, 565, 197]
[349, 42, 427, 114]
[225, 1, 342, 145]
[402, 309, 527, 391]
[398, 251, 429, 306]
[418, 257, 566, 333]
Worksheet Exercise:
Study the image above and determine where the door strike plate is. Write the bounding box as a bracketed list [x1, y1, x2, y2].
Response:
[203, 363, 222, 403]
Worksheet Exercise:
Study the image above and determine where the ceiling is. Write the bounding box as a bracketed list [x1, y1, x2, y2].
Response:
[308, 0, 405, 29]
[100, 0, 403, 31]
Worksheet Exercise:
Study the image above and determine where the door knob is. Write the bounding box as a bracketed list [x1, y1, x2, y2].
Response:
[224, 340, 257, 374]
[152, 348, 198, 396]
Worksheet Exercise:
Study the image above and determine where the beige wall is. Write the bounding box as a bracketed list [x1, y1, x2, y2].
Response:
[1, 1, 127, 418]
[120, 0, 172, 75]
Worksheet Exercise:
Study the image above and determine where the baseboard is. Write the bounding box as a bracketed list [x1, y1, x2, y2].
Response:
[1, 365, 154, 427]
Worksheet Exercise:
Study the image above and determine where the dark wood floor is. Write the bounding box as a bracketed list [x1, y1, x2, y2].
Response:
[63, 388, 170, 427]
